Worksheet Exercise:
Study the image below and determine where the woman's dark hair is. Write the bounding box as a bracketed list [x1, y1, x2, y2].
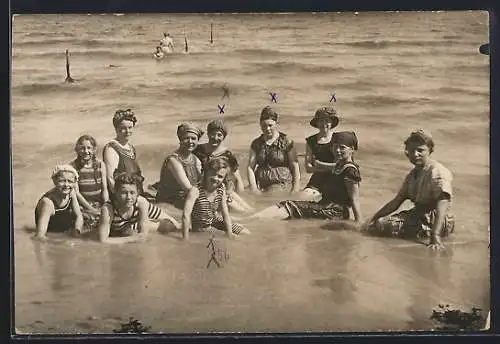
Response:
[113, 109, 137, 129]
[114, 172, 144, 191]
[260, 106, 279, 122]
[203, 157, 230, 185]
[74, 135, 100, 184]
[404, 130, 434, 153]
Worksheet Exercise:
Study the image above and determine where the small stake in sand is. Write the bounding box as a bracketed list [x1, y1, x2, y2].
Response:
[64, 49, 75, 83]
[210, 22, 214, 44]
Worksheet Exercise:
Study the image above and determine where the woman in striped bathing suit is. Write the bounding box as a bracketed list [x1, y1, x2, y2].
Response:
[98, 173, 180, 244]
[70, 135, 109, 233]
[181, 157, 250, 240]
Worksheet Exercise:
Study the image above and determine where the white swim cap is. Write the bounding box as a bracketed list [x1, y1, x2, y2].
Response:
[51, 164, 79, 181]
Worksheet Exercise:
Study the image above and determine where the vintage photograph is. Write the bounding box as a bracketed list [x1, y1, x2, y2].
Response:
[12, 11, 490, 333]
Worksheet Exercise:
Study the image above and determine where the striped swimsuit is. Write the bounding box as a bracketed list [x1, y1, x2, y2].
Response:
[108, 197, 162, 236]
[71, 159, 103, 203]
[191, 184, 244, 235]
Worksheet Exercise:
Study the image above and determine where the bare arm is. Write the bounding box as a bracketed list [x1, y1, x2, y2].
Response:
[232, 169, 245, 193]
[167, 157, 196, 192]
[34, 198, 55, 239]
[136, 196, 150, 235]
[103, 145, 119, 194]
[304, 143, 333, 173]
[70, 191, 84, 232]
[288, 147, 301, 192]
[345, 180, 362, 223]
[247, 148, 260, 193]
[428, 196, 451, 249]
[370, 194, 406, 223]
[100, 163, 110, 203]
[220, 188, 235, 238]
[182, 187, 199, 240]
[98, 203, 141, 244]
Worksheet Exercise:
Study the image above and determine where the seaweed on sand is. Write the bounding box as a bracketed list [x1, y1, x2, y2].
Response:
[430, 304, 486, 331]
[113, 317, 151, 334]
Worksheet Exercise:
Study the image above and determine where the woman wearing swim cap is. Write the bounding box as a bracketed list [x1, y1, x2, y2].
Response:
[34, 165, 84, 240]
[365, 129, 455, 250]
[155, 123, 204, 209]
[247, 106, 301, 194]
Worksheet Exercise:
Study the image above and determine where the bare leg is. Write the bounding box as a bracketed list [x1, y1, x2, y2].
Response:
[295, 187, 322, 202]
[247, 205, 289, 220]
[228, 192, 254, 213]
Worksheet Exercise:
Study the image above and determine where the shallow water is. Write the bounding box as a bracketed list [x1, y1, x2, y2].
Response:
[12, 11, 490, 333]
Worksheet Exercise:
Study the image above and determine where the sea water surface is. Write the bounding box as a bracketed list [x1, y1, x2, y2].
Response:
[12, 11, 489, 333]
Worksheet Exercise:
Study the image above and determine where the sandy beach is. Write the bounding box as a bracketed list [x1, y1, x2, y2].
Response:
[12, 11, 490, 333]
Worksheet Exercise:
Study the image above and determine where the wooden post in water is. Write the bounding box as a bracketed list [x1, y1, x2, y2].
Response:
[64, 49, 75, 83]
[210, 22, 214, 44]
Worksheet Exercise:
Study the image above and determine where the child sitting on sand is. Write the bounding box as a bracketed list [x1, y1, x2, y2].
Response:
[98, 172, 180, 244]
[34, 165, 84, 240]
[248, 132, 362, 224]
[194, 119, 253, 213]
[181, 157, 251, 240]
[364, 129, 455, 250]
[69, 135, 109, 233]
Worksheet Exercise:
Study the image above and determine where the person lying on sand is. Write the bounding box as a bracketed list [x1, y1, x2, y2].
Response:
[247, 132, 362, 224]
[194, 119, 253, 213]
[364, 129, 455, 250]
[34, 165, 84, 241]
[179, 157, 251, 240]
[69, 135, 109, 234]
[297, 106, 341, 202]
[98, 173, 180, 244]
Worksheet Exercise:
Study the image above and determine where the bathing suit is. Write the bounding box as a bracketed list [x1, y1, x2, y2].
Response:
[35, 192, 75, 233]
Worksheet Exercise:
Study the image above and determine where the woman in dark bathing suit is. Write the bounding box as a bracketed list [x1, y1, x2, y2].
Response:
[103, 109, 146, 195]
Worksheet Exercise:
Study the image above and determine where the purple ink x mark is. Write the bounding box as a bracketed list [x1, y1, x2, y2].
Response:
[269, 92, 278, 103]
[330, 93, 336, 103]
[218, 104, 225, 114]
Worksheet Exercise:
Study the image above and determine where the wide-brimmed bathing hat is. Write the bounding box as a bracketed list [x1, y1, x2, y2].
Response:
[310, 106, 340, 129]
[332, 131, 358, 150]
[177, 122, 204, 140]
[207, 119, 228, 138]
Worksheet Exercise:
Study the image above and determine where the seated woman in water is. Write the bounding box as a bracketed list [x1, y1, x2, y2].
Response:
[194, 119, 253, 213]
[155, 123, 203, 208]
[98, 173, 180, 244]
[364, 129, 455, 250]
[103, 109, 146, 196]
[249, 132, 362, 224]
[34, 165, 84, 240]
[247, 106, 301, 194]
[153, 46, 164, 59]
[181, 157, 250, 240]
[297, 106, 341, 202]
[69, 135, 109, 233]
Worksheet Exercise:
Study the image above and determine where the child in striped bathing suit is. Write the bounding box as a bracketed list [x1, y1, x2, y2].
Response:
[182, 157, 250, 240]
[70, 135, 109, 233]
[98, 173, 180, 244]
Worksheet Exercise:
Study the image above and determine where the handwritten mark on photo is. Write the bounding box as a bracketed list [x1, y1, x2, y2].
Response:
[217, 104, 225, 114]
[269, 92, 278, 103]
[206, 235, 230, 268]
[330, 93, 336, 103]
